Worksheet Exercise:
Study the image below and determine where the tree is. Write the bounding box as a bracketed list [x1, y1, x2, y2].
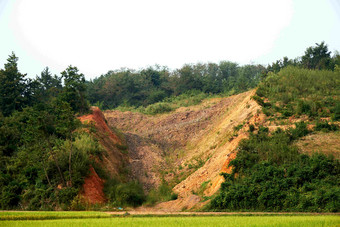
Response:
[302, 41, 333, 70]
[51, 99, 80, 187]
[36, 67, 62, 102]
[60, 66, 89, 114]
[0, 52, 27, 116]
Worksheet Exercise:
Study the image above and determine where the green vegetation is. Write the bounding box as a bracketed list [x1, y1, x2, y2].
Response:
[145, 182, 178, 206]
[1, 213, 339, 227]
[0, 53, 96, 211]
[0, 211, 110, 220]
[87, 63, 265, 110]
[103, 179, 145, 207]
[210, 42, 340, 212]
[1, 41, 340, 211]
[209, 125, 339, 212]
[256, 66, 340, 118]
[116, 91, 215, 115]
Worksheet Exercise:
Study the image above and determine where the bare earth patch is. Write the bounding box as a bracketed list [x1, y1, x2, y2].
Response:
[295, 131, 340, 159]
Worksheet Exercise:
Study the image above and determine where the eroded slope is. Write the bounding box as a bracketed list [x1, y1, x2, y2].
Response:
[104, 90, 264, 209]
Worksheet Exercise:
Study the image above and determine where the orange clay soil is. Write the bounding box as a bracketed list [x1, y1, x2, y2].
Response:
[81, 166, 106, 204]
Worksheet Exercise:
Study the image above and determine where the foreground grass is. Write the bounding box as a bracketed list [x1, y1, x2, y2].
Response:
[1, 215, 340, 227]
[0, 211, 111, 220]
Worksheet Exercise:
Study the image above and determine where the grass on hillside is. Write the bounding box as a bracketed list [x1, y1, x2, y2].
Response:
[1, 215, 339, 227]
[255, 66, 340, 119]
[115, 91, 222, 115]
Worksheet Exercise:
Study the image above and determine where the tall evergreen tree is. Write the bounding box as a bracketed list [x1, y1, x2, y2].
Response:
[0, 53, 27, 116]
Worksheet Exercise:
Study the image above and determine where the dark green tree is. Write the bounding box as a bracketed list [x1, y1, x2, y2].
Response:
[36, 67, 62, 102]
[60, 66, 89, 114]
[0, 52, 27, 116]
[302, 41, 333, 70]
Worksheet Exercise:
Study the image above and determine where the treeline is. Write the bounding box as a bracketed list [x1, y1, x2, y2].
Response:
[87, 63, 265, 109]
[86, 41, 340, 111]
[267, 41, 340, 73]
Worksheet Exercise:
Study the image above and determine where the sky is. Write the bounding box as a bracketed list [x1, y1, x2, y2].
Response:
[0, 0, 339, 80]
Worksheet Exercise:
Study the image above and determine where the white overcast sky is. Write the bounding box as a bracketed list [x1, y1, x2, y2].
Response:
[0, 0, 339, 79]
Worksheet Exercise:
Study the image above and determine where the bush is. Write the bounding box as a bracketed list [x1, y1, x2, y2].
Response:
[57, 187, 78, 210]
[115, 181, 145, 207]
[332, 101, 340, 120]
[315, 120, 338, 132]
[252, 95, 265, 106]
[70, 195, 86, 211]
[145, 182, 175, 206]
[143, 102, 174, 115]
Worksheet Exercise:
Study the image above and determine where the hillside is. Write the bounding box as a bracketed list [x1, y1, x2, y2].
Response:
[0, 43, 339, 211]
[97, 66, 339, 212]
[103, 90, 264, 210]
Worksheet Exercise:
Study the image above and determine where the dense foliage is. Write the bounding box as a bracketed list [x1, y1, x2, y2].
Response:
[87, 63, 265, 109]
[209, 125, 340, 212]
[0, 53, 94, 210]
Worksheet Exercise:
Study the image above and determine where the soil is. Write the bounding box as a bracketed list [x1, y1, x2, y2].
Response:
[78, 107, 129, 203]
[295, 131, 340, 159]
[103, 90, 265, 211]
[77, 91, 339, 211]
[81, 166, 106, 204]
[79, 107, 128, 177]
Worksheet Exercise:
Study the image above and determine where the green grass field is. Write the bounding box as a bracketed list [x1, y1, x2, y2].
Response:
[0, 212, 339, 227]
[0, 211, 111, 220]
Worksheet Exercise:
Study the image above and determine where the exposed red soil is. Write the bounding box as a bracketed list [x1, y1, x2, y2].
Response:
[81, 166, 106, 204]
[79, 106, 122, 146]
[78, 107, 129, 204]
[79, 107, 127, 177]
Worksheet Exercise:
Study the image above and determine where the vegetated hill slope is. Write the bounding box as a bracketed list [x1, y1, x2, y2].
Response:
[104, 90, 265, 210]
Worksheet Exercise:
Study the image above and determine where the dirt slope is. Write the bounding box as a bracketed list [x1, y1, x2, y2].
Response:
[79, 107, 127, 176]
[104, 90, 264, 210]
[78, 107, 128, 204]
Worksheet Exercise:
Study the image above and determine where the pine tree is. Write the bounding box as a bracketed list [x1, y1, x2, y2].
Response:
[0, 52, 27, 116]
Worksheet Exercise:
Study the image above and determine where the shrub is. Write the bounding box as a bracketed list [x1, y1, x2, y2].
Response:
[114, 181, 145, 207]
[315, 120, 338, 132]
[57, 187, 78, 210]
[145, 182, 174, 206]
[252, 95, 265, 106]
[143, 102, 174, 115]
